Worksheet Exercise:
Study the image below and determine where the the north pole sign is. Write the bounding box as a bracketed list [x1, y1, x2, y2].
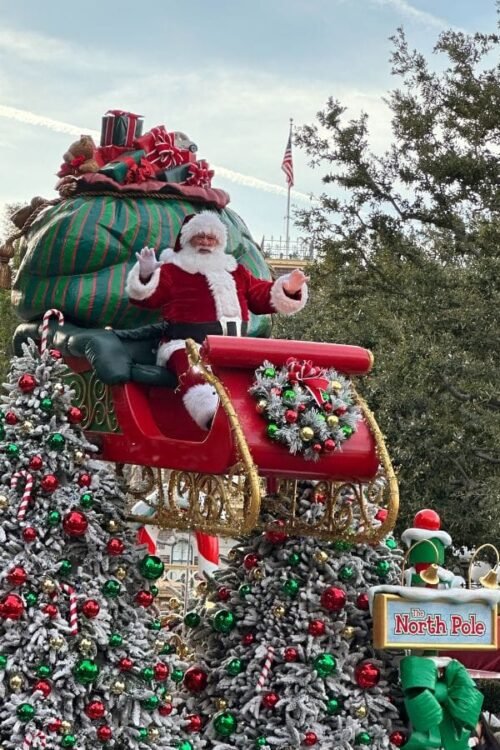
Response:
[371, 587, 500, 651]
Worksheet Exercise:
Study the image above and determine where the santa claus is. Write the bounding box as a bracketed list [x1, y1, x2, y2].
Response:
[126, 211, 308, 429]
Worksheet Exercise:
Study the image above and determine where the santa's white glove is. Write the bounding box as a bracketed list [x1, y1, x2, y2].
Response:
[136, 247, 161, 281]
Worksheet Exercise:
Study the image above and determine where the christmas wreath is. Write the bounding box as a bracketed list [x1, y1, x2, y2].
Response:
[249, 358, 361, 461]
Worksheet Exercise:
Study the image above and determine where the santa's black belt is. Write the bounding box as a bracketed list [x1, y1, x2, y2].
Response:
[166, 320, 248, 343]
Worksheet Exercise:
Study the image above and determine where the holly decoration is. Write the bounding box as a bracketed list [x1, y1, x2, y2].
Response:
[250, 358, 360, 460]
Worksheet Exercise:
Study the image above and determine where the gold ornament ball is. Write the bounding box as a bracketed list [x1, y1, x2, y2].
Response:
[41, 578, 57, 594]
[326, 415, 339, 428]
[196, 581, 208, 595]
[256, 398, 268, 414]
[0, 495, 8, 511]
[330, 380, 342, 391]
[49, 636, 64, 650]
[9, 674, 23, 691]
[53, 382, 65, 394]
[115, 567, 128, 581]
[215, 698, 228, 711]
[59, 721, 72, 735]
[74, 450, 85, 465]
[250, 568, 264, 581]
[78, 638, 93, 654]
[314, 550, 329, 564]
[272, 605, 286, 618]
[354, 705, 368, 719]
[300, 426, 314, 442]
[228, 548, 238, 561]
[164, 694, 172, 704]
[148, 728, 160, 741]
[177, 644, 190, 659]
[107, 519, 119, 532]
[169, 597, 181, 611]
[111, 680, 126, 695]
[20, 420, 34, 435]
[342, 626, 356, 639]
[154, 639, 166, 654]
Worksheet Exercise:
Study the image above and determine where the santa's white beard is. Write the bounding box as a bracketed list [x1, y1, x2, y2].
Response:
[175, 242, 235, 274]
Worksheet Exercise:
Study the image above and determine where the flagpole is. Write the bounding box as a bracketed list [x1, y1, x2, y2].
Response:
[285, 117, 293, 256]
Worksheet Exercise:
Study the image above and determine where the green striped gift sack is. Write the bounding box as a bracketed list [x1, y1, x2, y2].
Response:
[12, 195, 272, 336]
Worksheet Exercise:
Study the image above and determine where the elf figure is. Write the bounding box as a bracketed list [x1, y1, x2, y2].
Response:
[402, 509, 464, 589]
[126, 211, 308, 429]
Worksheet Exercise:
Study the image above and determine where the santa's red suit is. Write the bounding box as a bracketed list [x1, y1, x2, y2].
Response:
[126, 211, 308, 429]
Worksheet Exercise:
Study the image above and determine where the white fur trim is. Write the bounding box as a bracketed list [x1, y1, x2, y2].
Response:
[204, 271, 242, 319]
[125, 262, 162, 301]
[183, 383, 219, 430]
[270, 274, 308, 315]
[159, 245, 237, 275]
[401, 528, 452, 548]
[180, 211, 227, 250]
[156, 339, 189, 367]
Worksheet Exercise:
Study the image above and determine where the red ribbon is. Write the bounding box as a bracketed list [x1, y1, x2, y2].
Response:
[285, 358, 330, 407]
[185, 159, 214, 187]
[134, 125, 187, 170]
[125, 157, 157, 184]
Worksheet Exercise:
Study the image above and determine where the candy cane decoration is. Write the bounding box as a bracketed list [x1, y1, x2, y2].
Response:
[23, 731, 47, 750]
[11, 470, 34, 521]
[61, 583, 78, 635]
[40, 308, 65, 354]
[256, 646, 275, 692]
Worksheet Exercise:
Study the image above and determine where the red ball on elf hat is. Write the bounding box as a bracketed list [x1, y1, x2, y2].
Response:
[400, 509, 452, 550]
[173, 211, 228, 253]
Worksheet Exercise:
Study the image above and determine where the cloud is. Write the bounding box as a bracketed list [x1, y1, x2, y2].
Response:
[367, 0, 463, 31]
[0, 26, 120, 69]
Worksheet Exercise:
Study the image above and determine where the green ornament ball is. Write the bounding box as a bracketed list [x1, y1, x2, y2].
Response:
[150, 585, 159, 597]
[239, 584, 252, 598]
[356, 732, 372, 746]
[213, 711, 237, 737]
[0, 655, 6, 669]
[47, 510, 61, 527]
[48, 433, 65, 451]
[266, 423, 278, 439]
[226, 658, 245, 676]
[339, 565, 355, 582]
[16, 703, 35, 721]
[138, 728, 149, 741]
[61, 735, 77, 748]
[149, 620, 162, 631]
[213, 609, 237, 633]
[73, 659, 100, 684]
[102, 580, 121, 598]
[6, 443, 20, 458]
[282, 577, 300, 597]
[341, 425, 354, 437]
[282, 389, 296, 402]
[255, 739, 269, 748]
[288, 552, 300, 566]
[40, 397, 53, 412]
[58, 559, 72, 576]
[333, 541, 352, 552]
[263, 367, 276, 378]
[36, 664, 51, 677]
[141, 667, 155, 682]
[375, 560, 391, 577]
[79, 492, 94, 509]
[171, 668, 184, 683]
[139, 554, 165, 581]
[25, 591, 38, 607]
[313, 653, 337, 678]
[386, 537, 397, 550]
[184, 611, 201, 628]
[177, 742, 194, 750]
[326, 697, 341, 715]
[108, 633, 123, 647]
[162, 644, 175, 655]
[142, 695, 160, 710]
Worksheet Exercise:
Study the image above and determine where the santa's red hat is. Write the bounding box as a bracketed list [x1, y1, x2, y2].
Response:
[173, 210, 228, 252]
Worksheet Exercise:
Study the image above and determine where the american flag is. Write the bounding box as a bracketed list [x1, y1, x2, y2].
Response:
[281, 132, 294, 188]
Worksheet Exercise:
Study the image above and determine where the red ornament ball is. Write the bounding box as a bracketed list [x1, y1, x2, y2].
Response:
[49, 349, 63, 360]
[356, 593, 370, 611]
[261, 691, 279, 709]
[23, 527, 38, 543]
[106, 538, 125, 556]
[33, 679, 52, 698]
[41, 474, 59, 493]
[29, 455, 43, 471]
[323, 402, 333, 412]
[0, 593, 24, 620]
[5, 411, 18, 425]
[81, 599, 100, 619]
[355, 661, 381, 689]
[184, 666, 208, 694]
[43, 604, 58, 619]
[67, 407, 84, 424]
[135, 590, 154, 608]
[243, 553, 260, 570]
[313, 492, 326, 504]
[375, 508, 388, 522]
[241, 632, 255, 646]
[78, 473, 92, 488]
[323, 439, 336, 452]
[218, 587, 231, 602]
[335, 405, 347, 416]
[18, 374, 37, 393]
[390, 731, 407, 747]
[48, 719, 62, 733]
[63, 510, 88, 537]
[312, 443, 323, 454]
[304, 732, 318, 746]
[118, 657, 134, 672]
[308, 619, 326, 637]
[186, 714, 203, 733]
[85, 701, 106, 720]
[159, 703, 173, 716]
[97, 725, 112, 743]
[153, 662, 169, 681]
[285, 409, 298, 423]
[284, 647, 299, 662]
[320, 586, 347, 612]
[7, 566, 28, 587]
[265, 520, 288, 544]
[414, 509, 441, 531]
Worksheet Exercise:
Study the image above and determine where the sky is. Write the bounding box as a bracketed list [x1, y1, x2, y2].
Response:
[0, 0, 497, 243]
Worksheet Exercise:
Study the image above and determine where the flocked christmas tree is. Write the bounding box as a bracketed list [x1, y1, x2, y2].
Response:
[0, 342, 187, 749]
[174, 483, 406, 750]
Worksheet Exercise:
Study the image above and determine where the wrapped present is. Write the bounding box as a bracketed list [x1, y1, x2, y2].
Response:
[100, 110, 143, 148]
[155, 164, 191, 183]
[134, 125, 195, 170]
[185, 159, 214, 188]
[98, 150, 156, 184]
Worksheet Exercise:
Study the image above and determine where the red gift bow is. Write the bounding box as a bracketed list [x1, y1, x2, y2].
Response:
[134, 125, 187, 170]
[186, 159, 214, 187]
[126, 157, 157, 184]
[285, 358, 330, 407]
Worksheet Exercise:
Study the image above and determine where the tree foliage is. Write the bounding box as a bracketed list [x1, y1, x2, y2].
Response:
[0, 204, 22, 384]
[277, 22, 500, 546]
